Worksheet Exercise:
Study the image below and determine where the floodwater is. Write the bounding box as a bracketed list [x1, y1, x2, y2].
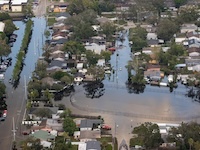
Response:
[4, 17, 46, 85]
[72, 31, 200, 122]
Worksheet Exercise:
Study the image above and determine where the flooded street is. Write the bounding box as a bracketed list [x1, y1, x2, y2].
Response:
[69, 31, 200, 144]
[0, 17, 46, 150]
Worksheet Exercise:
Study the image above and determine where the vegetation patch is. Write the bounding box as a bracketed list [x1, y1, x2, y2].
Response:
[12, 19, 33, 87]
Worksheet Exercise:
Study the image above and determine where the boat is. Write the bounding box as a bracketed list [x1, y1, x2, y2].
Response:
[119, 139, 128, 150]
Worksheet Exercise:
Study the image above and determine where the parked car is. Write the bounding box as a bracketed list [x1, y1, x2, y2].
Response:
[101, 124, 111, 130]
[3, 110, 7, 118]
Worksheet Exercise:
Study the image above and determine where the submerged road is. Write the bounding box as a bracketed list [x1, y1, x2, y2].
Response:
[0, 18, 46, 150]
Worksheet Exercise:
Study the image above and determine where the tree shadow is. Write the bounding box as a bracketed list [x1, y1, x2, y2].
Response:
[83, 81, 105, 99]
[126, 81, 146, 94]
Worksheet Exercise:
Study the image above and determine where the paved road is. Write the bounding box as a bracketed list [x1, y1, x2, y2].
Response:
[33, 0, 52, 17]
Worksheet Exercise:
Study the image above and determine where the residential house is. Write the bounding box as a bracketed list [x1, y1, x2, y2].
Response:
[55, 12, 71, 22]
[142, 47, 153, 55]
[50, 38, 68, 46]
[74, 130, 101, 142]
[188, 38, 200, 48]
[0, 1, 9, 11]
[90, 36, 106, 45]
[185, 57, 200, 71]
[175, 37, 187, 44]
[147, 33, 157, 40]
[30, 130, 56, 148]
[180, 24, 198, 33]
[144, 64, 162, 81]
[0, 22, 5, 32]
[85, 42, 106, 54]
[53, 22, 65, 29]
[77, 62, 84, 70]
[147, 39, 159, 47]
[50, 50, 65, 59]
[188, 47, 200, 57]
[46, 119, 63, 131]
[80, 119, 103, 131]
[46, 58, 67, 74]
[78, 141, 101, 150]
[53, 3, 68, 12]
[186, 31, 200, 38]
[140, 24, 156, 33]
[74, 72, 84, 83]
[160, 12, 170, 18]
[28, 107, 59, 120]
[97, 59, 105, 67]
[11, 0, 28, 12]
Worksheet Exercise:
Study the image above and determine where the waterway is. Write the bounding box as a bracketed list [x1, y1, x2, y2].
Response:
[72, 31, 200, 122]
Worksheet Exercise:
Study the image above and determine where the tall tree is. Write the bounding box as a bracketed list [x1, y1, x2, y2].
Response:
[131, 122, 163, 149]
[0, 37, 11, 58]
[157, 19, 179, 42]
[63, 117, 77, 136]
[4, 20, 16, 36]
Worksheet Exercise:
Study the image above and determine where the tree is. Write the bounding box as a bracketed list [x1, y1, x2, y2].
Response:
[100, 22, 117, 41]
[174, 0, 188, 8]
[100, 51, 112, 62]
[157, 19, 179, 42]
[0, 13, 11, 21]
[167, 122, 200, 149]
[178, 7, 199, 23]
[73, 21, 95, 40]
[4, 20, 16, 36]
[188, 138, 194, 150]
[52, 71, 67, 80]
[20, 137, 43, 150]
[60, 75, 73, 85]
[35, 108, 51, 118]
[131, 122, 163, 149]
[63, 40, 86, 55]
[0, 37, 11, 58]
[23, 3, 34, 18]
[86, 50, 101, 66]
[29, 89, 39, 101]
[63, 117, 77, 136]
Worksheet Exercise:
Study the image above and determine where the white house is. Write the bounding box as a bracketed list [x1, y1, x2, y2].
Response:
[180, 24, 198, 33]
[85, 42, 106, 54]
[175, 37, 186, 44]
[97, 59, 105, 66]
[11, 0, 28, 12]
[77, 63, 83, 70]
[147, 33, 157, 40]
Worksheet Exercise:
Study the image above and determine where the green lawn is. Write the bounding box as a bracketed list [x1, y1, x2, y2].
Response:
[97, 136, 112, 143]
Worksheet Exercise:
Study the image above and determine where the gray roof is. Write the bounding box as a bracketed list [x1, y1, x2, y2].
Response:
[48, 60, 66, 69]
[80, 119, 103, 128]
[56, 12, 71, 18]
[86, 141, 101, 150]
[147, 39, 159, 46]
